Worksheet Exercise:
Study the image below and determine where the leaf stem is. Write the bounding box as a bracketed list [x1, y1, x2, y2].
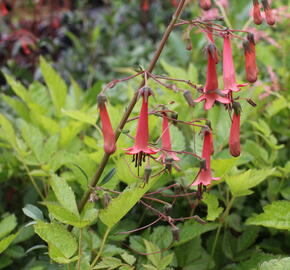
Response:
[77, 228, 83, 270]
[90, 227, 111, 268]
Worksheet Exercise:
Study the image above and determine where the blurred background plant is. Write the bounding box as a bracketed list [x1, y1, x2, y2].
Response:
[0, 0, 289, 269]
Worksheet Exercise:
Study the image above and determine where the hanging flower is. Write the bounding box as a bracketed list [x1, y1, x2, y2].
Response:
[125, 87, 158, 167]
[252, 0, 263, 25]
[192, 127, 219, 186]
[1, 3, 8, 16]
[194, 44, 230, 110]
[262, 0, 275, 25]
[157, 112, 180, 164]
[171, 0, 178, 7]
[141, 0, 150, 11]
[98, 94, 116, 155]
[229, 102, 241, 157]
[199, 0, 211, 11]
[243, 33, 258, 83]
[222, 34, 248, 94]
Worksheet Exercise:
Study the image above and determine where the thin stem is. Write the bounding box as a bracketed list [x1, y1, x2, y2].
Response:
[77, 229, 83, 270]
[22, 161, 45, 200]
[74, 0, 188, 223]
[210, 223, 222, 258]
[90, 227, 111, 268]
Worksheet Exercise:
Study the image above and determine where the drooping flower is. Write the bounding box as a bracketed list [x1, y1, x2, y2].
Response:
[194, 44, 230, 110]
[243, 33, 258, 83]
[222, 34, 248, 94]
[252, 0, 263, 25]
[199, 0, 211, 11]
[171, 0, 178, 7]
[229, 102, 241, 157]
[98, 94, 116, 155]
[1, 3, 8, 16]
[125, 87, 158, 167]
[192, 127, 219, 186]
[141, 0, 150, 11]
[157, 113, 180, 164]
[261, 0, 275, 25]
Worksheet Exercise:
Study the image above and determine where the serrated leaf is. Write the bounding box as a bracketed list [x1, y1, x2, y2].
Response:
[121, 253, 136, 266]
[226, 169, 275, 197]
[48, 243, 78, 264]
[22, 204, 44, 221]
[93, 257, 123, 269]
[259, 257, 290, 270]
[99, 177, 159, 228]
[34, 221, 77, 259]
[144, 240, 161, 267]
[62, 109, 96, 125]
[174, 220, 218, 246]
[246, 201, 290, 230]
[202, 193, 223, 221]
[50, 174, 79, 217]
[0, 214, 17, 240]
[40, 57, 67, 116]
[237, 227, 260, 252]
[0, 114, 17, 149]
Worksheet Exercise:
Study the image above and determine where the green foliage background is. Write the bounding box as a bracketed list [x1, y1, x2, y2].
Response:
[0, 0, 289, 269]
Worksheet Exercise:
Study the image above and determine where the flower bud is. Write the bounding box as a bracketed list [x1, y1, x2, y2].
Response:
[98, 94, 116, 155]
[144, 165, 152, 184]
[243, 39, 258, 83]
[252, 0, 263, 25]
[262, 0, 275, 25]
[229, 102, 241, 157]
[171, 226, 180, 242]
[183, 91, 195, 107]
[199, 0, 211, 11]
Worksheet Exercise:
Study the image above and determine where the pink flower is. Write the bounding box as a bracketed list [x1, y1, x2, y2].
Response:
[1, 3, 8, 16]
[252, 0, 263, 25]
[98, 94, 116, 155]
[125, 87, 158, 166]
[157, 113, 180, 163]
[194, 44, 230, 110]
[229, 103, 241, 157]
[141, 0, 150, 11]
[222, 35, 248, 93]
[192, 127, 219, 186]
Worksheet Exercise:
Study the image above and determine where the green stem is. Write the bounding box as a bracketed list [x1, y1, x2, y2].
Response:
[90, 227, 111, 268]
[77, 229, 83, 270]
[22, 161, 45, 200]
[210, 223, 222, 258]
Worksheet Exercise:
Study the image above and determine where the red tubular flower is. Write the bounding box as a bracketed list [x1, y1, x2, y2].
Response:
[229, 102, 241, 157]
[98, 94, 116, 155]
[157, 113, 180, 163]
[262, 0, 275, 26]
[141, 0, 150, 11]
[199, 0, 211, 11]
[1, 3, 8, 16]
[194, 44, 230, 110]
[171, 0, 178, 7]
[222, 35, 247, 94]
[125, 87, 158, 167]
[192, 127, 219, 187]
[252, 0, 263, 25]
[243, 33, 258, 83]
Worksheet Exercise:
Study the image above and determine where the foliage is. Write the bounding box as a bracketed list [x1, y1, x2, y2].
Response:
[0, 0, 289, 269]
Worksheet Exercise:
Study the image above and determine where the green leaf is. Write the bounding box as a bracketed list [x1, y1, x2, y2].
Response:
[259, 257, 290, 270]
[39, 57, 68, 116]
[34, 221, 77, 259]
[50, 174, 79, 217]
[0, 114, 17, 149]
[237, 227, 260, 253]
[246, 201, 290, 230]
[99, 177, 159, 228]
[226, 169, 275, 197]
[4, 74, 31, 104]
[121, 253, 136, 266]
[43, 202, 97, 228]
[22, 204, 44, 221]
[144, 240, 161, 267]
[62, 109, 96, 125]
[93, 257, 123, 269]
[48, 243, 78, 264]
[0, 234, 18, 254]
[0, 214, 17, 239]
[170, 125, 185, 151]
[174, 220, 218, 246]
[202, 193, 223, 221]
